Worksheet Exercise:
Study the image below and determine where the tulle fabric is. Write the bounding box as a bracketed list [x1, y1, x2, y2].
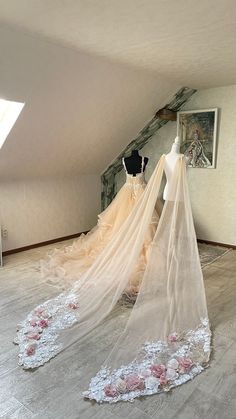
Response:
[122, 157, 208, 350]
[15, 155, 210, 403]
[41, 172, 158, 292]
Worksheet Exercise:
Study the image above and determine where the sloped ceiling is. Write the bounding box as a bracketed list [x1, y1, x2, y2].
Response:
[0, 0, 235, 179]
[0, 24, 178, 179]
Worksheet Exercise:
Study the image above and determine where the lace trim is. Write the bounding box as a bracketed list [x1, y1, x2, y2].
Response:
[14, 290, 210, 405]
[14, 292, 79, 369]
[83, 318, 211, 403]
[125, 181, 146, 189]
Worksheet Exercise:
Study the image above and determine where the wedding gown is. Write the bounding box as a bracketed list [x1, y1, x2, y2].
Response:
[41, 156, 158, 294]
[14, 155, 211, 403]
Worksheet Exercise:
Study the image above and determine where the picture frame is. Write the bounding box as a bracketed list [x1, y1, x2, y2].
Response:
[177, 108, 218, 168]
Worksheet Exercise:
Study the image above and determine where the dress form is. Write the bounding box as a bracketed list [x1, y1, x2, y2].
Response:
[163, 136, 183, 200]
[124, 150, 148, 176]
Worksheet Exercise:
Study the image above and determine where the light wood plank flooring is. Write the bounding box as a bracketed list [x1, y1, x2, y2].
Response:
[0, 243, 236, 419]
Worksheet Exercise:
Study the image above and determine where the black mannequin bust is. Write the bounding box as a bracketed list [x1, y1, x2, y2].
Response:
[124, 150, 149, 176]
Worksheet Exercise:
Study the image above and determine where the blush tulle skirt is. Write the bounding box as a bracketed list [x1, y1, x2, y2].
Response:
[41, 172, 159, 294]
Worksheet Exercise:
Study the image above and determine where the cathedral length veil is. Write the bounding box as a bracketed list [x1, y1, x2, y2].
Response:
[15, 155, 211, 402]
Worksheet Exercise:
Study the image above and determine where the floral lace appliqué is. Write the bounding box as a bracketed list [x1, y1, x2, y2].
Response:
[83, 318, 211, 403]
[14, 292, 79, 369]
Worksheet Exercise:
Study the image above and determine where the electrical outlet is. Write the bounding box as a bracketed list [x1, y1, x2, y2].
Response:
[2, 227, 8, 239]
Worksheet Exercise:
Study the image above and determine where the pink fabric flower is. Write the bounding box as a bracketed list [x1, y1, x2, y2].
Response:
[150, 364, 166, 378]
[26, 332, 41, 340]
[159, 373, 168, 386]
[68, 302, 78, 309]
[168, 332, 179, 342]
[26, 343, 37, 356]
[125, 375, 145, 391]
[178, 357, 193, 373]
[38, 319, 48, 328]
[104, 384, 119, 397]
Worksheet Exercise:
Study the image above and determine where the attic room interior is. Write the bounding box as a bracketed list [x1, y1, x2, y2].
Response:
[0, 1, 236, 418]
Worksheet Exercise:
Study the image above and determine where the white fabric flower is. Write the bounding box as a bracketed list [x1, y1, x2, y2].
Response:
[167, 358, 179, 370]
[166, 368, 179, 381]
[115, 378, 127, 394]
[145, 376, 159, 390]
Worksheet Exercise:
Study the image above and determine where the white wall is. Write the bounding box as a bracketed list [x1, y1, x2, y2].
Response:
[116, 85, 236, 246]
[0, 175, 100, 251]
[183, 85, 236, 246]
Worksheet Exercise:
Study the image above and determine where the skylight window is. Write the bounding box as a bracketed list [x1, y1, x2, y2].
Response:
[0, 99, 25, 148]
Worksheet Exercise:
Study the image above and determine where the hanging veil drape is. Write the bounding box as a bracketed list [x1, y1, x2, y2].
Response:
[15, 155, 211, 402]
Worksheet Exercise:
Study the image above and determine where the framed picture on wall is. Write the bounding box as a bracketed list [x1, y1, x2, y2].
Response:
[177, 108, 218, 168]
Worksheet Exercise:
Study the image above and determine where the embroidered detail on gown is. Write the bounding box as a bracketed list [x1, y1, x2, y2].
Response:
[41, 157, 158, 293]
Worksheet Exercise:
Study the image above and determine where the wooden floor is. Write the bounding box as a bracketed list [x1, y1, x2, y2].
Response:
[0, 242, 236, 419]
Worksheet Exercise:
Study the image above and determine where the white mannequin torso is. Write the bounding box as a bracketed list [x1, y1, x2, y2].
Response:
[163, 137, 186, 200]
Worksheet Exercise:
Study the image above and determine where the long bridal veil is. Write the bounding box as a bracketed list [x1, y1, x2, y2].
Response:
[15, 155, 211, 402]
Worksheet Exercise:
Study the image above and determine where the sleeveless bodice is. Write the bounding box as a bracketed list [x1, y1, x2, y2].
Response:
[122, 156, 146, 190]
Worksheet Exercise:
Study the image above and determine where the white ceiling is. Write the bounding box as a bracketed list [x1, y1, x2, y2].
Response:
[0, 0, 236, 88]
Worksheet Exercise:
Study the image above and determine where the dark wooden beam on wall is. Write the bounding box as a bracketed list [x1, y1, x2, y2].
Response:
[101, 86, 197, 210]
[155, 108, 177, 121]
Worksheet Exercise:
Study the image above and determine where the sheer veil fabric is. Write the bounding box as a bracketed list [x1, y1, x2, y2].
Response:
[14, 155, 211, 403]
